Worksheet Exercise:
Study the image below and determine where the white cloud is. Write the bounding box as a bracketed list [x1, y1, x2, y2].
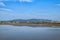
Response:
[19, 0, 33, 2]
[0, 0, 33, 2]
[0, 1, 13, 12]
[56, 4, 60, 6]
[0, 8, 13, 12]
[0, 2, 5, 6]
[0, 0, 9, 1]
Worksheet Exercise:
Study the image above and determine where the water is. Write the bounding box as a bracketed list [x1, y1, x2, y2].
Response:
[0, 25, 60, 40]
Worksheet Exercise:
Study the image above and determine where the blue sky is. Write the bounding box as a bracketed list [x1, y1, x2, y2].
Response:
[0, 0, 60, 21]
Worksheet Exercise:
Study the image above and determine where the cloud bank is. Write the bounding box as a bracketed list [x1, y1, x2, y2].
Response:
[0, 2, 5, 6]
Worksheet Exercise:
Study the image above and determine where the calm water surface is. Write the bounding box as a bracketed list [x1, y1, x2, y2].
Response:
[0, 25, 60, 40]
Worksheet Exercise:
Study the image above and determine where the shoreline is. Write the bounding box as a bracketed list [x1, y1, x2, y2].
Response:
[0, 21, 60, 27]
[0, 23, 60, 27]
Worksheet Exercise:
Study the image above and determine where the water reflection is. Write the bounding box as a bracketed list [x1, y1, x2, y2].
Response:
[13, 24, 60, 28]
[0, 25, 60, 40]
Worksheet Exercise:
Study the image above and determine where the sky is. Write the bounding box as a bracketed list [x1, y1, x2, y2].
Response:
[0, 0, 60, 21]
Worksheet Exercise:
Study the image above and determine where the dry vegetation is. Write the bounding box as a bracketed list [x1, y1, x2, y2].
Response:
[0, 21, 60, 26]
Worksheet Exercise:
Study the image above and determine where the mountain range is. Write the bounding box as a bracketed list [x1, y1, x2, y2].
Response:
[8, 19, 52, 22]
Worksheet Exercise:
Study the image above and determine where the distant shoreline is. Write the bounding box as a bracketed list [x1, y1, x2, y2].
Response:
[0, 22, 60, 26]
